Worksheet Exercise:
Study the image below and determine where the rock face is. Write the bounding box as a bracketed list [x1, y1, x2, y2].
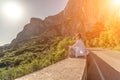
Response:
[11, 0, 108, 45]
[11, 18, 46, 45]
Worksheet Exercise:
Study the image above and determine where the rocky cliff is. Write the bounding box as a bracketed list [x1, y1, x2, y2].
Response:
[11, 18, 46, 45]
[11, 0, 108, 46]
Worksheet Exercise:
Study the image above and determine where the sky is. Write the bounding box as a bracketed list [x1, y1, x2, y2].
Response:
[0, 0, 69, 46]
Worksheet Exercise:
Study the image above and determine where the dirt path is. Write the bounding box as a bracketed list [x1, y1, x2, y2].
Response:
[15, 58, 86, 80]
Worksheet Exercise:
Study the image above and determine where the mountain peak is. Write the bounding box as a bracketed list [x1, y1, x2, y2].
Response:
[30, 18, 43, 24]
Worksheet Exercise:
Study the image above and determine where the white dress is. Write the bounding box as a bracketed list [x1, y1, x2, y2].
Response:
[71, 39, 88, 57]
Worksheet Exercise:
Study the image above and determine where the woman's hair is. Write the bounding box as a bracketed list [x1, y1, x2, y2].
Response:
[76, 33, 81, 39]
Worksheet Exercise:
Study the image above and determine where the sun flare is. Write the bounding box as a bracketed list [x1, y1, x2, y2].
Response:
[2, 1, 24, 20]
[114, 0, 120, 6]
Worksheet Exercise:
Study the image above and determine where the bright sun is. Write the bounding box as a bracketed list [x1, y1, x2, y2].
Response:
[2, 1, 24, 20]
[114, 0, 120, 6]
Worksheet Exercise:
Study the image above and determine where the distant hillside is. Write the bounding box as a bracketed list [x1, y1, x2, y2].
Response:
[0, 34, 75, 79]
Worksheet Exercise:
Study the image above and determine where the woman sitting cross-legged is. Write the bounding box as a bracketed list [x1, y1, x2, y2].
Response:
[69, 33, 89, 58]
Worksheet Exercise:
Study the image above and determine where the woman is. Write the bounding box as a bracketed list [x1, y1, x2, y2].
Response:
[69, 33, 89, 57]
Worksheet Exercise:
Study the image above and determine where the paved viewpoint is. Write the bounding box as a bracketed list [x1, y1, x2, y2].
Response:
[16, 48, 120, 80]
[15, 58, 86, 80]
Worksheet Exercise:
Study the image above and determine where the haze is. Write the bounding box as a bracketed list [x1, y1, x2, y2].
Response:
[0, 0, 68, 46]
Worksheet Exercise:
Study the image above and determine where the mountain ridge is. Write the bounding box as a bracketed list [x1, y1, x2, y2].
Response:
[11, 0, 109, 46]
[11, 0, 86, 46]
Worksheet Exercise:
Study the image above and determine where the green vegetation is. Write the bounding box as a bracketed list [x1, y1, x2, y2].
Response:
[85, 18, 120, 50]
[0, 36, 75, 80]
[1, 8, 120, 80]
